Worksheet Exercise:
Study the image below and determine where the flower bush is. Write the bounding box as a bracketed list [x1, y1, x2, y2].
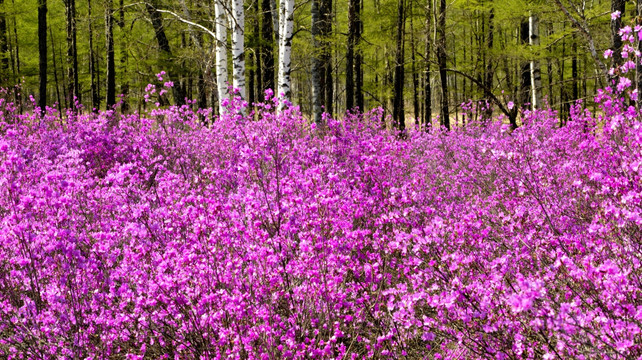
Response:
[1, 88, 642, 359]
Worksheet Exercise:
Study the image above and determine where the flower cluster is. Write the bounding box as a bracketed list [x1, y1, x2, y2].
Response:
[1, 90, 642, 359]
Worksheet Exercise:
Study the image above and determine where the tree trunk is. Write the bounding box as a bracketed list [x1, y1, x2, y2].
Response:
[231, 0, 246, 101]
[105, 0, 116, 108]
[88, 0, 98, 111]
[215, 0, 229, 114]
[311, 0, 323, 122]
[423, 0, 431, 128]
[65, 0, 79, 110]
[519, 19, 530, 110]
[277, 0, 294, 106]
[611, 0, 626, 67]
[483, 6, 494, 119]
[572, 34, 578, 103]
[392, 0, 405, 131]
[261, 0, 274, 93]
[250, 0, 260, 104]
[346, 0, 357, 111]
[437, 0, 449, 130]
[146, 2, 186, 105]
[529, 12, 541, 109]
[38, 0, 47, 110]
[410, 14, 419, 124]
[0, 0, 8, 79]
[321, 0, 333, 115]
[118, 0, 128, 113]
[355, 0, 363, 112]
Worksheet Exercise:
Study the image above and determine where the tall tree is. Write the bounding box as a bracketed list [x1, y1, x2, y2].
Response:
[392, 0, 405, 131]
[423, 0, 432, 128]
[38, 0, 47, 110]
[261, 0, 275, 93]
[105, 0, 116, 108]
[483, 5, 494, 119]
[0, 0, 8, 79]
[65, 0, 79, 108]
[118, 0, 129, 113]
[529, 12, 541, 109]
[611, 0, 625, 67]
[437, 0, 449, 129]
[520, 19, 530, 109]
[410, 14, 419, 123]
[346, 0, 358, 111]
[311, 0, 323, 123]
[355, 0, 363, 112]
[146, 2, 187, 105]
[249, 0, 260, 105]
[277, 0, 294, 106]
[231, 0, 246, 100]
[320, 0, 333, 115]
[215, 0, 229, 114]
[88, 0, 99, 110]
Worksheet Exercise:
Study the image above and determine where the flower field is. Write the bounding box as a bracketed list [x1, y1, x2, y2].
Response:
[1, 93, 642, 359]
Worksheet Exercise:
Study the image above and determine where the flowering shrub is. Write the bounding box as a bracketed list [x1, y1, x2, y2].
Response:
[1, 88, 642, 359]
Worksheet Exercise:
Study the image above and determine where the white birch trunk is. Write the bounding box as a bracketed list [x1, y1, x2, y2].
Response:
[277, 0, 294, 107]
[231, 0, 245, 102]
[529, 13, 542, 109]
[215, 0, 229, 114]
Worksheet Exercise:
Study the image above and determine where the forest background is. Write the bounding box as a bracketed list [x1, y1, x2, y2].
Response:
[0, 0, 630, 126]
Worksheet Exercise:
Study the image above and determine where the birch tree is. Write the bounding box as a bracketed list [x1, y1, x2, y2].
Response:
[231, 0, 246, 101]
[277, 0, 294, 106]
[529, 12, 541, 109]
[215, 0, 229, 114]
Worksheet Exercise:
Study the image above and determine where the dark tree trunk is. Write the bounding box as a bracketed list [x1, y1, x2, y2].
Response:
[611, 0, 626, 67]
[320, 0, 333, 115]
[355, 0, 363, 111]
[105, 0, 116, 108]
[572, 34, 578, 102]
[392, 0, 405, 131]
[197, 72, 207, 109]
[437, 0, 449, 130]
[65, 0, 79, 109]
[118, 0, 129, 112]
[0, 0, 8, 79]
[559, 22, 567, 124]
[261, 0, 275, 93]
[346, 0, 357, 111]
[249, 0, 259, 105]
[410, 14, 419, 124]
[311, 0, 323, 123]
[483, 6, 494, 119]
[38, 0, 47, 110]
[88, 0, 99, 111]
[146, 2, 186, 105]
[519, 19, 530, 110]
[423, 0, 432, 128]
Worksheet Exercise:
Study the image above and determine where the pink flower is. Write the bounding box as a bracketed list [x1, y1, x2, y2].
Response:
[612, 10, 621, 20]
